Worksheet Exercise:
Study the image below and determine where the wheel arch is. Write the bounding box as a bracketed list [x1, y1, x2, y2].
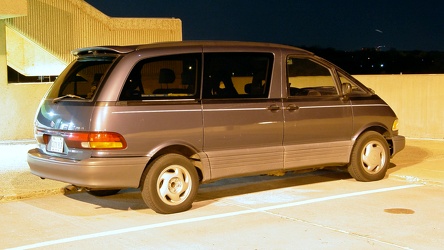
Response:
[354, 124, 394, 154]
[138, 142, 204, 188]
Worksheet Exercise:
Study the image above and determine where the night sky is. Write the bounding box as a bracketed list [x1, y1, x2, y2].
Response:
[85, 0, 444, 51]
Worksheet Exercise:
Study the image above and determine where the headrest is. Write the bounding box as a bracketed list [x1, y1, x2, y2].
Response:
[159, 68, 176, 84]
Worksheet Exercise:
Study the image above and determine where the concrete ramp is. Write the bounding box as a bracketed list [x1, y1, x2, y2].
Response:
[4, 0, 182, 76]
[6, 26, 66, 76]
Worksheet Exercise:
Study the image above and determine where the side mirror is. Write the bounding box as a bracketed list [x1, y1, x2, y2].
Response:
[341, 82, 352, 100]
[341, 82, 352, 96]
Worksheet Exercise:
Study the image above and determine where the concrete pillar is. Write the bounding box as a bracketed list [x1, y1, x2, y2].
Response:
[0, 20, 6, 85]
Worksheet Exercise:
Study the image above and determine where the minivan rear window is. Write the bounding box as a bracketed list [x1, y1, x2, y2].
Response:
[47, 56, 117, 101]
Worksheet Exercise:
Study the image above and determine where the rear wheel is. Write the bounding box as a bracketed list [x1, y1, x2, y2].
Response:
[141, 154, 199, 214]
[348, 131, 390, 182]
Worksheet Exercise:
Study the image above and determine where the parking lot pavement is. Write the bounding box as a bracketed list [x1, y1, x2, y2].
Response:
[0, 140, 68, 201]
[388, 138, 444, 186]
[0, 138, 443, 202]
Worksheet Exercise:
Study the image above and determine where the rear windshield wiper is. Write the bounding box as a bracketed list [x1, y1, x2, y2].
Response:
[52, 94, 85, 103]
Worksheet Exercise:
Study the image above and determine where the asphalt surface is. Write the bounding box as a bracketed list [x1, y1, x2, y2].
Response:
[1, 138, 443, 202]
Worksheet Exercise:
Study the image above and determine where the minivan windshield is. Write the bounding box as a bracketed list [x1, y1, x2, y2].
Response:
[47, 56, 118, 101]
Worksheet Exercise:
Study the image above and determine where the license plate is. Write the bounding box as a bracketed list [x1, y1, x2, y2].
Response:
[47, 136, 65, 153]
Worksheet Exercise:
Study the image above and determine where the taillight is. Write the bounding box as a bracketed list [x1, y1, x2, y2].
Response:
[38, 130, 127, 150]
[65, 132, 127, 149]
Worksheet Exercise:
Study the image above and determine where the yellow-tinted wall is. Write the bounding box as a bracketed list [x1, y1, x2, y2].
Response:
[0, 83, 50, 140]
[6, 0, 182, 64]
[0, 0, 182, 140]
[1, 74, 443, 140]
[354, 74, 444, 139]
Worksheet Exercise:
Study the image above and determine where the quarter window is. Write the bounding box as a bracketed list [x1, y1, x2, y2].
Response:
[203, 53, 273, 99]
[287, 57, 338, 97]
[337, 71, 369, 95]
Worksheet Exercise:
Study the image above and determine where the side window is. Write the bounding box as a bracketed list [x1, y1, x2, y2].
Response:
[203, 53, 273, 99]
[287, 57, 338, 97]
[119, 53, 201, 100]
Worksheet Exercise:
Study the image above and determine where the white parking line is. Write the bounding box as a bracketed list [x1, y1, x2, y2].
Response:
[7, 184, 421, 250]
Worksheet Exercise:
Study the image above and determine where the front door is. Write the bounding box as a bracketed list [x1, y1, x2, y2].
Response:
[283, 56, 353, 169]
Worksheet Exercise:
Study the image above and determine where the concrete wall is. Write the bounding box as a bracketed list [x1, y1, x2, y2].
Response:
[1, 20, 49, 139]
[0, 82, 51, 140]
[0, 72, 443, 140]
[0, 0, 183, 140]
[355, 74, 444, 139]
[6, 0, 182, 65]
[0, 0, 27, 19]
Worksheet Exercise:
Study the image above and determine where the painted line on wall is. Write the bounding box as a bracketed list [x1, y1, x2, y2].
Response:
[7, 183, 422, 250]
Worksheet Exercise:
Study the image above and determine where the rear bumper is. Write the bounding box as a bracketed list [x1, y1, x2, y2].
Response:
[391, 135, 406, 157]
[27, 148, 149, 189]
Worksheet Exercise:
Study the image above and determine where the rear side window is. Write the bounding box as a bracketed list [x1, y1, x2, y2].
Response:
[287, 57, 339, 97]
[203, 53, 273, 99]
[47, 56, 117, 100]
[119, 54, 201, 100]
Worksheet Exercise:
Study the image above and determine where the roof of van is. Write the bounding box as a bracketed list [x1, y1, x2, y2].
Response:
[72, 40, 313, 56]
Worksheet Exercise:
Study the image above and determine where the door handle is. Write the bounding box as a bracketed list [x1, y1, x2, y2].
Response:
[267, 104, 281, 111]
[286, 104, 299, 111]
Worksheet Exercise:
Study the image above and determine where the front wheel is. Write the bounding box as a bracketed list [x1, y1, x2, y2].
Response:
[348, 131, 390, 182]
[141, 154, 199, 214]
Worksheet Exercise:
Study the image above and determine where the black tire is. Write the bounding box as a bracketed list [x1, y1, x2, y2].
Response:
[141, 154, 199, 214]
[348, 131, 390, 182]
[86, 189, 121, 197]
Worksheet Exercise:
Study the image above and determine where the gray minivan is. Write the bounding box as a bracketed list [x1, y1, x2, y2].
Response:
[28, 41, 405, 214]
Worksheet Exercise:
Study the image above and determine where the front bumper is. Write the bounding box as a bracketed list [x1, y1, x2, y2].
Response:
[27, 148, 150, 189]
[391, 135, 406, 157]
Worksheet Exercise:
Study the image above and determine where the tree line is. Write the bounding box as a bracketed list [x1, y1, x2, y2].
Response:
[300, 46, 444, 75]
